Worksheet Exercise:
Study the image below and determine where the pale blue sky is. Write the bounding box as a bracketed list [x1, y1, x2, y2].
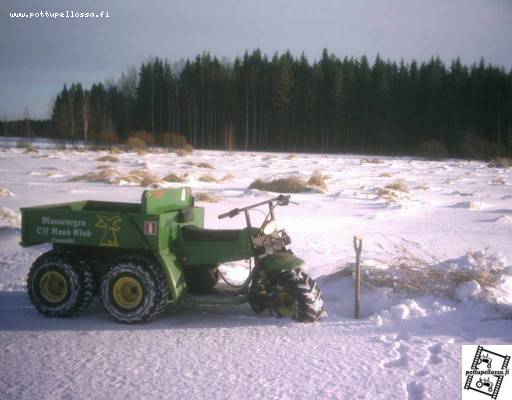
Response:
[1, 0, 511, 119]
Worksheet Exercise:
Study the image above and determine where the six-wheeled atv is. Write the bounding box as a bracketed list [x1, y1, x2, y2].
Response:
[20, 187, 324, 323]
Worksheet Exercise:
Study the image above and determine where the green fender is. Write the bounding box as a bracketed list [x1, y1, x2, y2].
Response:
[262, 251, 304, 271]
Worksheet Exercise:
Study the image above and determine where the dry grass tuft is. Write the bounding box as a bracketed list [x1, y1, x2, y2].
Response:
[95, 155, 119, 162]
[23, 146, 38, 154]
[385, 181, 409, 193]
[139, 174, 165, 188]
[69, 168, 119, 184]
[220, 174, 235, 182]
[375, 188, 400, 203]
[194, 192, 219, 203]
[307, 170, 327, 189]
[414, 184, 430, 190]
[329, 246, 505, 301]
[163, 173, 186, 183]
[197, 162, 214, 169]
[249, 176, 322, 193]
[199, 174, 218, 183]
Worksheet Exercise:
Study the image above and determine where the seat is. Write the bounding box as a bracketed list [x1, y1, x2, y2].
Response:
[181, 225, 241, 241]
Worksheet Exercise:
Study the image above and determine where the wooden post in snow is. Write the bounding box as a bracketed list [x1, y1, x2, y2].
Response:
[353, 236, 363, 319]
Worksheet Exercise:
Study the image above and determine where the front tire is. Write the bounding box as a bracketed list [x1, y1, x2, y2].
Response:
[27, 251, 94, 317]
[100, 256, 170, 323]
[268, 270, 324, 323]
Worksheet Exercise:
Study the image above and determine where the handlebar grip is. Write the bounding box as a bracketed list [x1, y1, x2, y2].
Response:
[218, 208, 240, 219]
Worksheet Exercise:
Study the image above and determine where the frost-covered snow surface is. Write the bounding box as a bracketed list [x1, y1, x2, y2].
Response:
[1, 146, 512, 400]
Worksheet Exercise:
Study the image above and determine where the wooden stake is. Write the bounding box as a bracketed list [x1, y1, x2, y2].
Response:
[353, 236, 363, 319]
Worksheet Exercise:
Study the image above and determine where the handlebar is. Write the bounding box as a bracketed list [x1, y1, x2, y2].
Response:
[218, 208, 240, 219]
[218, 194, 291, 219]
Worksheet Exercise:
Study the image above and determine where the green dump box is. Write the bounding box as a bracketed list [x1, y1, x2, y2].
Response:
[20, 187, 205, 301]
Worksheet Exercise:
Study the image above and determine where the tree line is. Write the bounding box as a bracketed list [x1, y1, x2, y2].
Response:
[3, 49, 512, 158]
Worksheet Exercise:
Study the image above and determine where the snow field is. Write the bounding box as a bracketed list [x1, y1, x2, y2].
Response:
[1, 145, 512, 399]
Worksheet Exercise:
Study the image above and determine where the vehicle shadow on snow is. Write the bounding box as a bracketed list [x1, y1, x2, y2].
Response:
[0, 291, 297, 332]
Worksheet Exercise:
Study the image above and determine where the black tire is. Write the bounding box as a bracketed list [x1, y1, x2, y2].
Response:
[248, 273, 268, 313]
[100, 255, 170, 323]
[184, 265, 219, 293]
[268, 270, 324, 323]
[27, 250, 94, 317]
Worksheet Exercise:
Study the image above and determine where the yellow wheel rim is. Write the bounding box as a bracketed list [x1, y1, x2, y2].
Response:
[39, 271, 68, 303]
[112, 276, 143, 309]
[276, 291, 296, 317]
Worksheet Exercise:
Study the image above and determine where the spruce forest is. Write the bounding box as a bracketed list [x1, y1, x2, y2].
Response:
[3, 49, 512, 158]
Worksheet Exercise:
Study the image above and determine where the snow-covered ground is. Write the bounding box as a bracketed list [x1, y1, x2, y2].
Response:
[1, 145, 512, 399]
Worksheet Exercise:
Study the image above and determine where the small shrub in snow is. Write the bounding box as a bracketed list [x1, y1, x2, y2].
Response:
[126, 137, 147, 151]
[414, 184, 430, 190]
[121, 168, 156, 186]
[173, 144, 194, 156]
[164, 173, 186, 183]
[23, 146, 38, 154]
[220, 174, 235, 181]
[139, 174, 165, 188]
[194, 192, 219, 203]
[69, 168, 119, 184]
[385, 181, 409, 193]
[197, 162, 214, 169]
[199, 174, 217, 183]
[307, 170, 327, 189]
[488, 157, 512, 168]
[249, 176, 323, 193]
[95, 155, 119, 162]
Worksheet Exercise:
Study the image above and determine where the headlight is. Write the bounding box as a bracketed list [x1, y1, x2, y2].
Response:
[262, 220, 277, 235]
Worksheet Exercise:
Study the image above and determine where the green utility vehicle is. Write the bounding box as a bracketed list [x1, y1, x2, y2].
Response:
[20, 187, 324, 323]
